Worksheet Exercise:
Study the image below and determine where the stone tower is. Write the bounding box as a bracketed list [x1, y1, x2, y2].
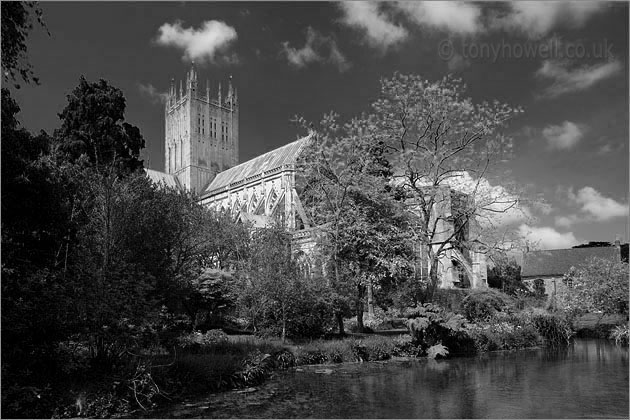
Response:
[164, 63, 239, 193]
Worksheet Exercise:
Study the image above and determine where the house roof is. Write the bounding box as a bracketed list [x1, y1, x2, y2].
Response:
[521, 247, 619, 278]
[201, 135, 311, 197]
[145, 168, 182, 190]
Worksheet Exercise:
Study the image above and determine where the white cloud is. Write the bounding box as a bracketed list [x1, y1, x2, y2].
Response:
[339, 2, 408, 51]
[568, 186, 628, 221]
[138, 83, 168, 104]
[554, 214, 581, 228]
[156, 20, 238, 64]
[281, 27, 350, 72]
[532, 201, 553, 215]
[536, 59, 622, 98]
[518, 224, 580, 250]
[397, 1, 482, 34]
[491, 2, 604, 38]
[542, 121, 583, 150]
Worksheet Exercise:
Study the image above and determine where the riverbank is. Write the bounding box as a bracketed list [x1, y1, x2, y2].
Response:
[151, 339, 629, 419]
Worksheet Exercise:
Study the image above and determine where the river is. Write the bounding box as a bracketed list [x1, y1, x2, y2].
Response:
[163, 339, 629, 418]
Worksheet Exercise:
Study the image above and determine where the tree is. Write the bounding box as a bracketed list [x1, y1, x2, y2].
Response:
[557, 257, 629, 317]
[369, 73, 523, 300]
[54, 77, 145, 175]
[1, 1, 47, 87]
[297, 113, 414, 333]
[237, 225, 334, 341]
[487, 255, 527, 296]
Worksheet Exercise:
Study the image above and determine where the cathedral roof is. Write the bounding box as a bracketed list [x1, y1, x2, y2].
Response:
[201, 135, 311, 197]
[145, 168, 182, 189]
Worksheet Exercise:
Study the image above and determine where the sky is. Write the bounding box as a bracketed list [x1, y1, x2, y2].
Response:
[11, 1, 629, 250]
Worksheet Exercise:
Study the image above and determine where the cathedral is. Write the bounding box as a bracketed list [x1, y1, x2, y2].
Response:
[146, 65, 487, 289]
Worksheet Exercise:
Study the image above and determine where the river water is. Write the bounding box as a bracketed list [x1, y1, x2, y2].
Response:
[165, 339, 629, 419]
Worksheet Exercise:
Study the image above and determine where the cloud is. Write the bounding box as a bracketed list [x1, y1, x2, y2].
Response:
[281, 27, 350, 72]
[536, 59, 622, 98]
[542, 121, 583, 150]
[554, 214, 581, 228]
[568, 186, 628, 221]
[532, 201, 553, 215]
[338, 2, 408, 51]
[518, 224, 580, 250]
[397, 1, 482, 34]
[441, 172, 529, 228]
[491, 2, 604, 38]
[138, 83, 168, 104]
[156, 20, 238, 64]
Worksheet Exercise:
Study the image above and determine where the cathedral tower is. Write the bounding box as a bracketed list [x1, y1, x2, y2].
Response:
[164, 64, 239, 193]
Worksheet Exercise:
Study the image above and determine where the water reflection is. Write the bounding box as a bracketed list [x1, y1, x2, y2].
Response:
[188, 339, 628, 419]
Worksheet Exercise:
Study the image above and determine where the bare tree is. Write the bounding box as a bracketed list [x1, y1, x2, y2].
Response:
[369, 73, 524, 300]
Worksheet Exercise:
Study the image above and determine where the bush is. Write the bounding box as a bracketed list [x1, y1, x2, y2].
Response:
[466, 315, 540, 353]
[404, 303, 474, 356]
[391, 335, 422, 357]
[176, 330, 229, 353]
[461, 289, 514, 322]
[294, 347, 328, 365]
[530, 313, 573, 346]
[610, 324, 629, 345]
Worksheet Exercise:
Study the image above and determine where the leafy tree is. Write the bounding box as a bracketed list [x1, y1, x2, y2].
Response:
[237, 225, 334, 341]
[297, 113, 413, 332]
[557, 257, 629, 317]
[487, 256, 528, 296]
[1, 1, 47, 87]
[54, 77, 145, 175]
[369, 73, 523, 300]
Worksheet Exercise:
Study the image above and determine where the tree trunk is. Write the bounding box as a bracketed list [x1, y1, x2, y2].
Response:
[281, 305, 287, 343]
[367, 279, 375, 316]
[357, 306, 364, 332]
[427, 259, 440, 302]
[356, 283, 366, 332]
[336, 312, 345, 336]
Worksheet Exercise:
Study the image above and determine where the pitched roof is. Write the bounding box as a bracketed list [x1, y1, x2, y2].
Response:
[145, 168, 182, 189]
[201, 135, 311, 197]
[521, 247, 619, 278]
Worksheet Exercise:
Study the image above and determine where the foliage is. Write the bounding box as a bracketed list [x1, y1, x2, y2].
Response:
[461, 288, 515, 322]
[426, 344, 449, 359]
[404, 303, 473, 356]
[54, 77, 145, 175]
[1, 1, 47, 87]
[556, 257, 629, 317]
[530, 313, 574, 346]
[465, 311, 541, 352]
[610, 325, 629, 345]
[176, 330, 229, 353]
[370, 73, 523, 301]
[487, 256, 530, 297]
[296, 112, 414, 333]
[237, 225, 335, 340]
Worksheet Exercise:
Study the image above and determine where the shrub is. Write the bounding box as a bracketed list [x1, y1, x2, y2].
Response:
[610, 324, 629, 345]
[272, 349, 296, 369]
[315, 340, 354, 363]
[176, 330, 229, 353]
[461, 289, 514, 322]
[404, 303, 474, 356]
[294, 347, 328, 365]
[391, 335, 422, 357]
[363, 307, 389, 331]
[362, 336, 395, 361]
[348, 340, 370, 362]
[531, 313, 573, 346]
